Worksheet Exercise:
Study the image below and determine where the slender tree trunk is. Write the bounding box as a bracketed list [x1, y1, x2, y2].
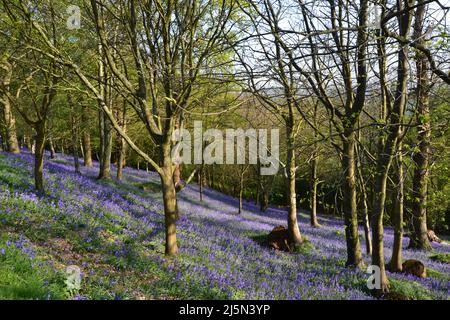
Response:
[96, 41, 111, 179]
[161, 139, 178, 256]
[342, 132, 363, 267]
[371, 1, 412, 292]
[389, 147, 404, 272]
[98, 113, 112, 179]
[34, 124, 46, 193]
[198, 165, 204, 201]
[2, 102, 20, 154]
[310, 154, 320, 227]
[255, 158, 261, 206]
[362, 191, 372, 256]
[98, 110, 104, 170]
[48, 137, 56, 159]
[356, 127, 372, 255]
[238, 166, 247, 214]
[371, 158, 391, 293]
[0, 62, 20, 154]
[117, 138, 126, 180]
[286, 123, 302, 244]
[410, 0, 432, 251]
[70, 99, 81, 174]
[79, 138, 84, 159]
[82, 107, 93, 167]
[261, 191, 269, 212]
[117, 102, 127, 180]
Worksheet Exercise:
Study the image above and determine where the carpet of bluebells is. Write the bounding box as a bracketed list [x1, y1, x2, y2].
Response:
[0, 151, 448, 300]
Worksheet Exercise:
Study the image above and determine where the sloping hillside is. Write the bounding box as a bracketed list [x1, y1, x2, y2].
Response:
[0, 152, 448, 300]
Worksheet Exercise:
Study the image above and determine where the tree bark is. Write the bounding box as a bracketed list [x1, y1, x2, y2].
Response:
[161, 138, 178, 256]
[362, 191, 372, 256]
[48, 137, 56, 159]
[410, 0, 432, 251]
[70, 98, 81, 174]
[342, 132, 363, 267]
[371, 0, 413, 293]
[238, 165, 248, 214]
[371, 158, 391, 293]
[356, 126, 372, 255]
[98, 111, 112, 179]
[389, 147, 404, 272]
[310, 153, 320, 227]
[97, 41, 111, 179]
[286, 123, 303, 244]
[198, 165, 204, 201]
[117, 102, 127, 180]
[0, 62, 20, 154]
[82, 106, 93, 167]
[34, 124, 46, 193]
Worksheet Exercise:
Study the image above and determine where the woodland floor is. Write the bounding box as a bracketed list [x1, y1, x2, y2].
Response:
[0, 151, 449, 300]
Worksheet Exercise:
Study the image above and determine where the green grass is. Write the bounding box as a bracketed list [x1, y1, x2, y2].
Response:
[388, 278, 435, 300]
[0, 155, 226, 300]
[0, 234, 66, 300]
[427, 268, 450, 281]
[429, 253, 450, 264]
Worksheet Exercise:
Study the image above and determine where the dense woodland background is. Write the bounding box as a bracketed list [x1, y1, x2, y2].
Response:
[0, 0, 449, 296]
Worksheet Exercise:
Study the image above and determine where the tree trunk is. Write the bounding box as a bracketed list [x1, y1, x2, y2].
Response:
[371, 2, 412, 292]
[238, 167, 245, 214]
[310, 154, 320, 227]
[48, 137, 56, 159]
[98, 112, 112, 179]
[261, 191, 269, 212]
[356, 128, 371, 255]
[117, 137, 126, 180]
[160, 136, 178, 256]
[34, 125, 46, 193]
[362, 192, 372, 256]
[286, 124, 302, 244]
[389, 147, 404, 272]
[98, 110, 104, 170]
[82, 107, 93, 167]
[342, 132, 363, 267]
[410, 0, 432, 251]
[1, 96, 20, 154]
[371, 160, 391, 293]
[198, 165, 204, 201]
[70, 101, 81, 174]
[0, 62, 20, 154]
[117, 103, 127, 180]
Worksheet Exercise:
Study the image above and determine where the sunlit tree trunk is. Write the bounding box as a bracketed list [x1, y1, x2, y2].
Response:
[117, 102, 127, 180]
[0, 61, 20, 154]
[342, 132, 363, 267]
[161, 139, 178, 256]
[70, 97, 81, 174]
[98, 116, 112, 179]
[310, 152, 320, 227]
[286, 120, 302, 244]
[82, 106, 93, 167]
[389, 147, 404, 272]
[410, 0, 432, 251]
[356, 126, 371, 255]
[97, 45, 112, 179]
[48, 137, 56, 159]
